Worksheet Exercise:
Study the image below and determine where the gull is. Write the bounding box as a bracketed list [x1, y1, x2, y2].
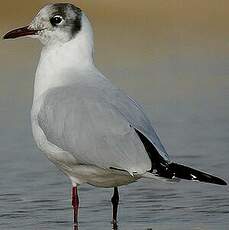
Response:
[3, 3, 227, 229]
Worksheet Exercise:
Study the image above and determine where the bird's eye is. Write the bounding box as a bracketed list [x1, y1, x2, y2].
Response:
[50, 15, 63, 26]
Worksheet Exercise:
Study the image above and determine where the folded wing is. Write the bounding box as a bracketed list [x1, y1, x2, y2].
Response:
[37, 78, 169, 175]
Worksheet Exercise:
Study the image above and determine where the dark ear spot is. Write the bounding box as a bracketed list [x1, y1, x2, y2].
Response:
[71, 17, 81, 36]
[70, 6, 82, 37]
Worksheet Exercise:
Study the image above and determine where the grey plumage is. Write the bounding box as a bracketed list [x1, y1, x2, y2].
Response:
[37, 76, 169, 177]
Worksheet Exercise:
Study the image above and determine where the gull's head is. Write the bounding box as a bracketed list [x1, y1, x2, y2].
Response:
[3, 3, 91, 46]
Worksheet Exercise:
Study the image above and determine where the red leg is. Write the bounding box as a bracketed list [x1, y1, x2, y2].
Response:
[72, 186, 79, 230]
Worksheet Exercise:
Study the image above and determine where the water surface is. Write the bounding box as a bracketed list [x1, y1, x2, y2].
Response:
[0, 100, 228, 230]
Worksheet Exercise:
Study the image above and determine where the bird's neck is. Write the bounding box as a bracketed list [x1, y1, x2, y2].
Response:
[33, 23, 95, 101]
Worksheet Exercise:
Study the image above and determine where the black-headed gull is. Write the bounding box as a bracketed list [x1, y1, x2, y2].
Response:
[3, 3, 227, 229]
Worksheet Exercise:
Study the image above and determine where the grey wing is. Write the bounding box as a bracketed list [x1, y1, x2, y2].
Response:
[37, 85, 153, 175]
[105, 85, 170, 161]
[37, 79, 170, 175]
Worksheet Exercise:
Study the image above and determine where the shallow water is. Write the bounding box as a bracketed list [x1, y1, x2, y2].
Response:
[0, 100, 228, 230]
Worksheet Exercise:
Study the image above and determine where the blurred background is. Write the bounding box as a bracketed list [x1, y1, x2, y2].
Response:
[0, 1, 229, 230]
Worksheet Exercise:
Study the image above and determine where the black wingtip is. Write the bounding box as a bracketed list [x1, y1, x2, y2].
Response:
[134, 128, 227, 186]
[169, 163, 227, 186]
[215, 178, 227, 186]
[207, 176, 227, 186]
